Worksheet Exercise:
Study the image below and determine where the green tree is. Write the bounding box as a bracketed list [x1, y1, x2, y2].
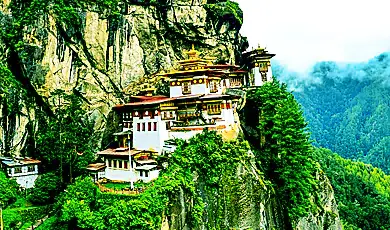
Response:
[29, 172, 63, 205]
[245, 79, 319, 224]
[0, 171, 19, 206]
[35, 91, 95, 183]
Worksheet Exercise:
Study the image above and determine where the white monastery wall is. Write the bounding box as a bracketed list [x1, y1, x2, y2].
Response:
[191, 83, 207, 95]
[253, 67, 264, 86]
[170, 85, 182, 97]
[15, 174, 38, 188]
[267, 67, 273, 82]
[169, 130, 203, 140]
[139, 170, 160, 183]
[133, 116, 162, 152]
[105, 168, 133, 182]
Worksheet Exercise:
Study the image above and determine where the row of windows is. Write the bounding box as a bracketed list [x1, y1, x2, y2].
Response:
[107, 159, 134, 169]
[136, 122, 158, 132]
[10, 165, 36, 174]
[180, 81, 220, 94]
[139, 170, 149, 177]
[161, 111, 175, 120]
[122, 111, 159, 120]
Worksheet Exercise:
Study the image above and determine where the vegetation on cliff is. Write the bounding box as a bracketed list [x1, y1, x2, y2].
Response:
[38, 131, 256, 229]
[243, 80, 321, 225]
[34, 90, 95, 182]
[314, 148, 390, 230]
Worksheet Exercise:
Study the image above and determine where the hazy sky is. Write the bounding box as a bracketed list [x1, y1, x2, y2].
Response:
[237, 0, 390, 72]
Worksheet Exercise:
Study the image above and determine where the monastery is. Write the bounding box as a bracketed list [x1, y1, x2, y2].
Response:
[87, 45, 275, 185]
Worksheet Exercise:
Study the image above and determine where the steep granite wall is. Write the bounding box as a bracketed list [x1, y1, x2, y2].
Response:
[0, 0, 247, 155]
[165, 157, 342, 230]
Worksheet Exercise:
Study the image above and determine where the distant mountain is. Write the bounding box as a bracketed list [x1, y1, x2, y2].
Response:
[275, 52, 390, 173]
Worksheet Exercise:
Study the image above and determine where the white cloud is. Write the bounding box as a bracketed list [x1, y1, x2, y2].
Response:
[236, 0, 390, 72]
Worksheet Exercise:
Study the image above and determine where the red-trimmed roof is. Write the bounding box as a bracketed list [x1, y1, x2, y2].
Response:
[130, 95, 168, 101]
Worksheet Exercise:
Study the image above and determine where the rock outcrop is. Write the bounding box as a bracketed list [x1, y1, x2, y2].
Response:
[165, 155, 342, 230]
[0, 0, 247, 155]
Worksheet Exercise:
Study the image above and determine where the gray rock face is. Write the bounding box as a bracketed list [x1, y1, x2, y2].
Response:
[0, 0, 247, 155]
[164, 159, 342, 230]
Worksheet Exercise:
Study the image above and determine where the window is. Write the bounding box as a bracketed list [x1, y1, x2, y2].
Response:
[124, 161, 128, 169]
[137, 123, 140, 131]
[108, 160, 112, 168]
[226, 102, 231, 109]
[261, 73, 267, 82]
[207, 104, 221, 115]
[142, 123, 145, 131]
[166, 121, 171, 130]
[182, 81, 191, 94]
[210, 81, 218, 93]
[140, 171, 143, 177]
[139, 111, 143, 119]
[145, 171, 149, 177]
[118, 160, 123, 169]
[27, 165, 35, 172]
[14, 167, 22, 174]
[148, 122, 152, 131]
[154, 122, 157, 131]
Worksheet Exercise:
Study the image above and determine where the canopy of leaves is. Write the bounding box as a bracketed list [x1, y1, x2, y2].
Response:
[245, 79, 320, 224]
[278, 53, 390, 174]
[29, 172, 63, 205]
[0, 171, 19, 207]
[52, 131, 253, 229]
[34, 91, 95, 182]
[314, 148, 390, 230]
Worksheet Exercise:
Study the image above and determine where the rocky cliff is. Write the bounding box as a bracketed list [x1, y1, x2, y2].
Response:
[0, 0, 343, 229]
[164, 155, 342, 230]
[0, 0, 247, 156]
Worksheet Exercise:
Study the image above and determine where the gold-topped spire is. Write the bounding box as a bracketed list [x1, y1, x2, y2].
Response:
[184, 44, 201, 60]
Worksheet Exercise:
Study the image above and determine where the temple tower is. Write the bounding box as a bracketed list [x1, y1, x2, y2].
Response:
[243, 45, 275, 87]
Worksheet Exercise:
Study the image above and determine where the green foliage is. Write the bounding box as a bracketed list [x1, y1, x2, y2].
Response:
[29, 173, 63, 205]
[314, 148, 390, 230]
[245, 79, 319, 223]
[35, 91, 95, 182]
[2, 198, 52, 230]
[282, 53, 390, 173]
[55, 131, 253, 229]
[0, 171, 19, 206]
[154, 79, 170, 97]
[205, 0, 243, 28]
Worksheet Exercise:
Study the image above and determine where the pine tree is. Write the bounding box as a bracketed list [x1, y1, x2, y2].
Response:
[246, 79, 319, 223]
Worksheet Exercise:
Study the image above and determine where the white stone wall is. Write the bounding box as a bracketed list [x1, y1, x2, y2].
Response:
[267, 66, 273, 82]
[253, 67, 264, 87]
[191, 83, 208, 95]
[139, 170, 160, 183]
[15, 174, 39, 189]
[133, 115, 169, 153]
[169, 130, 204, 140]
[105, 168, 134, 182]
[170, 85, 182, 97]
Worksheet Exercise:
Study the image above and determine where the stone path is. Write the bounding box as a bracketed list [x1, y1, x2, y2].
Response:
[26, 215, 49, 230]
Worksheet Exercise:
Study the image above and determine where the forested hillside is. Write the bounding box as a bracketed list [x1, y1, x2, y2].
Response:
[276, 52, 390, 173]
[314, 148, 390, 230]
